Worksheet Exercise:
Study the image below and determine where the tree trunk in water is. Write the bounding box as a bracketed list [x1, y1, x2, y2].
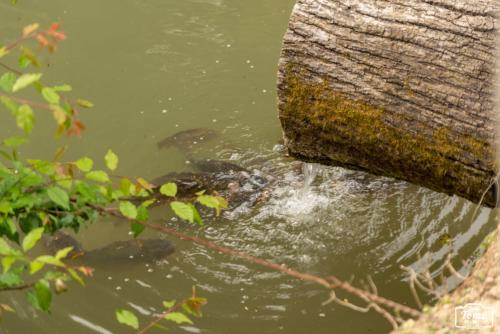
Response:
[277, 0, 499, 207]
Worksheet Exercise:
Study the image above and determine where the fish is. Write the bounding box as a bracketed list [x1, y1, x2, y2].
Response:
[157, 128, 217, 149]
[44, 231, 175, 264]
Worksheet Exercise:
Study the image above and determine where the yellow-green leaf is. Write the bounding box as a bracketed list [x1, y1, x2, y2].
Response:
[15, 105, 34, 134]
[85, 170, 110, 183]
[51, 105, 67, 125]
[104, 149, 118, 171]
[46, 186, 70, 209]
[116, 309, 139, 329]
[119, 201, 137, 220]
[12, 73, 42, 92]
[0, 72, 16, 92]
[164, 312, 193, 325]
[53, 84, 72, 92]
[22, 227, 44, 252]
[2, 256, 16, 273]
[160, 183, 177, 197]
[29, 260, 45, 274]
[55, 246, 73, 260]
[41, 87, 60, 104]
[75, 157, 93, 172]
[162, 300, 176, 309]
[76, 99, 93, 108]
[170, 201, 194, 223]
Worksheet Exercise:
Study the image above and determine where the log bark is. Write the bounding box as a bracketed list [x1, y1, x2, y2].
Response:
[277, 0, 499, 207]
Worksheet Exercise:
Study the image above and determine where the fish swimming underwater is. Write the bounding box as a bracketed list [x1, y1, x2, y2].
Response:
[157, 128, 217, 149]
[44, 231, 175, 265]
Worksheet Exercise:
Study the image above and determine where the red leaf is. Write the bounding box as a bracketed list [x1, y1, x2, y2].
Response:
[47, 23, 66, 41]
[67, 119, 85, 137]
[36, 33, 49, 47]
[77, 266, 95, 277]
[48, 30, 66, 41]
[48, 23, 60, 32]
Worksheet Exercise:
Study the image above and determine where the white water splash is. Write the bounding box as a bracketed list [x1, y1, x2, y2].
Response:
[254, 162, 331, 219]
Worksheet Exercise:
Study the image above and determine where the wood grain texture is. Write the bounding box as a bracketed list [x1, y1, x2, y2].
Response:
[277, 0, 499, 206]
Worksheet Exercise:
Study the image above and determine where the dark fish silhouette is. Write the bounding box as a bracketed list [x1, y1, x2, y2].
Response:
[157, 128, 217, 149]
[44, 231, 174, 264]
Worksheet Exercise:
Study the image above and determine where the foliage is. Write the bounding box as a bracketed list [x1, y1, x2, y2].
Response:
[116, 287, 207, 332]
[0, 23, 214, 329]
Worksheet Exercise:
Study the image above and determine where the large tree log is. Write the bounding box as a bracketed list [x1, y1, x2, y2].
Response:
[277, 0, 499, 207]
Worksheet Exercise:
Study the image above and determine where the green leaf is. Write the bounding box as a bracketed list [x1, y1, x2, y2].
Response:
[104, 149, 118, 171]
[197, 195, 220, 209]
[197, 195, 227, 216]
[12, 73, 42, 92]
[67, 268, 84, 286]
[2, 136, 27, 147]
[170, 201, 194, 223]
[46, 186, 70, 210]
[0, 201, 12, 214]
[18, 54, 30, 68]
[130, 222, 145, 237]
[33, 255, 64, 267]
[34, 280, 52, 311]
[190, 204, 203, 225]
[136, 205, 149, 221]
[2, 256, 16, 273]
[53, 84, 72, 92]
[119, 201, 137, 220]
[76, 99, 94, 108]
[55, 246, 74, 260]
[75, 157, 93, 172]
[116, 309, 139, 329]
[29, 260, 45, 274]
[15, 105, 34, 134]
[160, 183, 177, 197]
[119, 178, 132, 196]
[28, 159, 55, 174]
[164, 312, 193, 325]
[0, 72, 16, 92]
[0, 238, 12, 255]
[19, 47, 40, 68]
[0, 271, 22, 288]
[85, 170, 110, 183]
[162, 300, 176, 309]
[41, 87, 60, 104]
[22, 227, 44, 252]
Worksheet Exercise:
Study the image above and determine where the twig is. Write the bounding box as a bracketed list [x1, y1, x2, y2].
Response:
[445, 255, 466, 281]
[367, 275, 378, 295]
[470, 174, 498, 225]
[357, 293, 399, 330]
[0, 93, 53, 111]
[409, 273, 423, 309]
[0, 282, 34, 291]
[137, 300, 184, 334]
[0, 62, 22, 75]
[87, 203, 422, 318]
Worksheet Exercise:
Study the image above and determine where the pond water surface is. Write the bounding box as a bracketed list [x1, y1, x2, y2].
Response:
[1, 1, 498, 334]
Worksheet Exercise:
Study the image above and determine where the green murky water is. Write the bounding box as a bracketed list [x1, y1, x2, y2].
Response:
[1, 1, 497, 333]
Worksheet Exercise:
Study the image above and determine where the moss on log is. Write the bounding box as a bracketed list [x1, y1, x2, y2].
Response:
[277, 0, 499, 206]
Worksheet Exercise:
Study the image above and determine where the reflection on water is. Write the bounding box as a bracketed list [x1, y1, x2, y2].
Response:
[0, 0, 498, 334]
